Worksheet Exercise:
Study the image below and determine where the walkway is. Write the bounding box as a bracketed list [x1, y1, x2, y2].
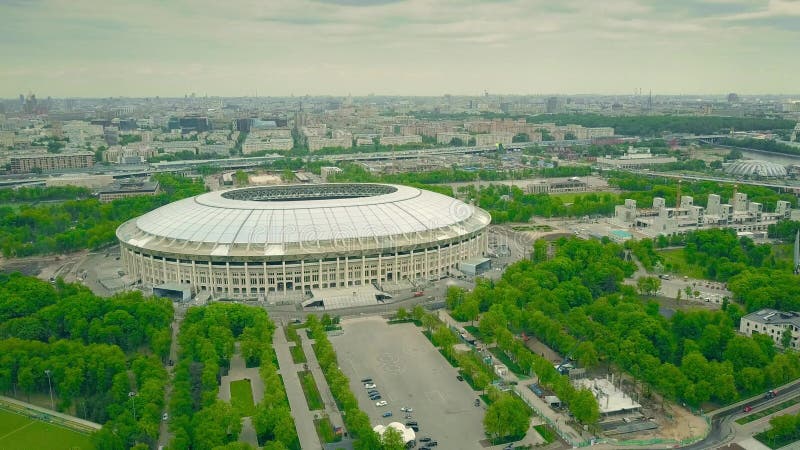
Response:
[274, 324, 322, 450]
[301, 334, 346, 435]
[218, 343, 266, 447]
[437, 309, 586, 446]
[158, 304, 185, 448]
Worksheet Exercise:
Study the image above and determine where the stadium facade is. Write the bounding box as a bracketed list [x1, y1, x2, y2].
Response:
[116, 183, 490, 298]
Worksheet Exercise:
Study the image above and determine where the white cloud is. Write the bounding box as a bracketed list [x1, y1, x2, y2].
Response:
[0, 0, 797, 96]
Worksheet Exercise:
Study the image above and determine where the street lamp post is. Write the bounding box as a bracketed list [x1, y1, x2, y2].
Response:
[128, 391, 137, 421]
[44, 370, 54, 410]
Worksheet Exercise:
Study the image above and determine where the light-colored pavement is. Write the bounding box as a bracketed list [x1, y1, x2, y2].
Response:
[331, 316, 489, 450]
[218, 344, 264, 403]
[302, 335, 346, 432]
[239, 417, 259, 447]
[274, 325, 322, 450]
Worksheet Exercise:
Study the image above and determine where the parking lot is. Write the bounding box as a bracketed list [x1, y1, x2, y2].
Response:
[331, 317, 487, 449]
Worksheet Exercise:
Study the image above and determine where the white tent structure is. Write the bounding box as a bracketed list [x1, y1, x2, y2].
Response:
[373, 422, 415, 445]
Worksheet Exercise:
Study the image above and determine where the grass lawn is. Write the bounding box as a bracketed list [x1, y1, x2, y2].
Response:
[533, 424, 557, 444]
[314, 416, 342, 443]
[230, 379, 256, 417]
[0, 409, 93, 450]
[755, 433, 800, 449]
[290, 344, 307, 363]
[657, 248, 707, 279]
[736, 397, 800, 425]
[298, 371, 324, 411]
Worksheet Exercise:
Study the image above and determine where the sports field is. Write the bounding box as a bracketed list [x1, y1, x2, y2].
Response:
[0, 409, 93, 450]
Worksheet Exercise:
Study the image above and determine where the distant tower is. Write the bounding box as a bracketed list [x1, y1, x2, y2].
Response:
[675, 179, 682, 208]
[648, 90, 653, 112]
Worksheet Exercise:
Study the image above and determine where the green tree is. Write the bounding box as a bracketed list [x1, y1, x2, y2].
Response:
[380, 427, 405, 450]
[483, 393, 531, 440]
[636, 276, 661, 296]
[781, 328, 793, 349]
[395, 307, 408, 321]
[570, 389, 600, 424]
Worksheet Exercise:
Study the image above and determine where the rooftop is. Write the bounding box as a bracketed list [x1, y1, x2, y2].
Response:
[744, 309, 800, 327]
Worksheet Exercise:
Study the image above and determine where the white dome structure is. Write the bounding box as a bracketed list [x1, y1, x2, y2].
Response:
[117, 183, 490, 298]
[373, 422, 416, 444]
[725, 160, 787, 177]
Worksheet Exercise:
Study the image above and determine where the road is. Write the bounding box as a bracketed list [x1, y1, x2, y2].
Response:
[157, 304, 185, 449]
[682, 380, 800, 449]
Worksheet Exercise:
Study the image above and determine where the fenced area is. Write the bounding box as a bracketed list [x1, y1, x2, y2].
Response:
[0, 399, 95, 450]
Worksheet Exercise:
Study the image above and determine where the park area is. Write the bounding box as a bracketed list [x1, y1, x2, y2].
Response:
[0, 409, 93, 450]
[230, 379, 256, 417]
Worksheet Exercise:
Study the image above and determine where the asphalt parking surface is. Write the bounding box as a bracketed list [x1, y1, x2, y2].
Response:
[331, 317, 486, 450]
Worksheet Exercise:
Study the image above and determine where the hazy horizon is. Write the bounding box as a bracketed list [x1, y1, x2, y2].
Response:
[2, 0, 799, 98]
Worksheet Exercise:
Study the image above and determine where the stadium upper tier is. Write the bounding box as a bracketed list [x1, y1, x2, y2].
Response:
[117, 183, 490, 259]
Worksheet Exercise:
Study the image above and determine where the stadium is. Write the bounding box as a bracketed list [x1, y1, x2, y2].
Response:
[116, 183, 490, 304]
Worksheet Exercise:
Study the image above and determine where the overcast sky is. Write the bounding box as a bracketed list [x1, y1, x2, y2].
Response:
[1, 0, 799, 98]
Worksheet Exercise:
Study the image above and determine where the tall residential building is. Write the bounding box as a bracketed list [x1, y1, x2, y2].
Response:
[11, 152, 94, 173]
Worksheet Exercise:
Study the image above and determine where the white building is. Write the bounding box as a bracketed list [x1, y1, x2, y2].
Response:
[740, 309, 800, 350]
[613, 192, 791, 236]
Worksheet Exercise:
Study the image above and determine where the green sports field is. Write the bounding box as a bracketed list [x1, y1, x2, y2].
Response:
[0, 409, 93, 450]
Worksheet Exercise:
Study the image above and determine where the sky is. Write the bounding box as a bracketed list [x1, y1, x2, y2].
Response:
[1, 0, 799, 97]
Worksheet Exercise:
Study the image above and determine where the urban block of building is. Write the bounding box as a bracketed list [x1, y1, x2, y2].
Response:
[595, 147, 677, 169]
[740, 309, 800, 350]
[10, 152, 94, 173]
[98, 179, 160, 202]
[613, 192, 791, 236]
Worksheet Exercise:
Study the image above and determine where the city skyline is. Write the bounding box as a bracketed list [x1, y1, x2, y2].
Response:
[2, 0, 800, 97]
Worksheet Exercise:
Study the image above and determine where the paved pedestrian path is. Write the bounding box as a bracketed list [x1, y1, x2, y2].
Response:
[302, 334, 347, 435]
[274, 325, 322, 450]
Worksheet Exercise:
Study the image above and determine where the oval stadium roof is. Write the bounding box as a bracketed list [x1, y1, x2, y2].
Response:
[725, 160, 787, 177]
[118, 183, 490, 254]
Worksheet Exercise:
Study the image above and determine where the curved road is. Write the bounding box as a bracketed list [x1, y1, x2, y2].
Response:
[682, 380, 800, 449]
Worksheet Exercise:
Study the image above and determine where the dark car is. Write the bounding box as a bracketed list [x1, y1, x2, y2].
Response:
[428, 441, 438, 447]
[370, 395, 382, 400]
[405, 421, 418, 426]
[361, 378, 373, 383]
[419, 437, 432, 443]
[367, 390, 379, 395]
[408, 425, 419, 432]
[456, 375, 464, 381]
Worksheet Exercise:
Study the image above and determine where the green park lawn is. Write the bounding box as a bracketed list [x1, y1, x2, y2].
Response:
[290, 344, 307, 363]
[0, 409, 93, 450]
[298, 371, 324, 411]
[314, 416, 341, 443]
[230, 379, 256, 417]
[657, 248, 707, 279]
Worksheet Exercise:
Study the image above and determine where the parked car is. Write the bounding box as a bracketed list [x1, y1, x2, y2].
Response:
[364, 383, 376, 389]
[162, 413, 169, 421]
[376, 400, 388, 407]
[367, 390, 379, 395]
[361, 377, 372, 383]
[370, 395, 382, 401]
[456, 375, 464, 381]
[428, 441, 438, 447]
[743, 405, 753, 412]
[419, 437, 432, 443]
[382, 411, 393, 418]
[400, 407, 413, 412]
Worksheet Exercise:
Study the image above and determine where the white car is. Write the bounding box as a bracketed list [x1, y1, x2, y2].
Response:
[376, 400, 388, 407]
[364, 383, 376, 389]
[400, 406, 413, 412]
